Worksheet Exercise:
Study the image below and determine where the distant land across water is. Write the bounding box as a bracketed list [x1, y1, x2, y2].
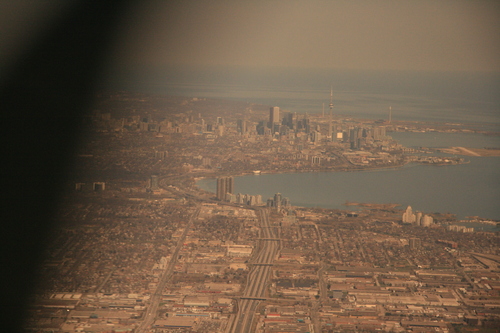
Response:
[103, 66, 500, 221]
[104, 66, 500, 131]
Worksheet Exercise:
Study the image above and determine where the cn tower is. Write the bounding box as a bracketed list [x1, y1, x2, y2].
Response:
[329, 86, 334, 119]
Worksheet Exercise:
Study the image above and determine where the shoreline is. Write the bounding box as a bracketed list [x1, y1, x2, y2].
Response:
[438, 146, 500, 157]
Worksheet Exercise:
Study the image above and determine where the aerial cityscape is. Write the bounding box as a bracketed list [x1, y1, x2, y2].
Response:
[23, 91, 499, 332]
[2, 2, 499, 333]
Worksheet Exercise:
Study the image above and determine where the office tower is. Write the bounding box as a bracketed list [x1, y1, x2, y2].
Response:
[216, 178, 225, 200]
[328, 122, 333, 140]
[226, 177, 234, 197]
[421, 215, 433, 227]
[302, 114, 310, 134]
[282, 112, 294, 129]
[217, 125, 224, 136]
[256, 120, 266, 135]
[402, 206, 416, 223]
[415, 212, 423, 226]
[227, 193, 236, 203]
[373, 126, 386, 141]
[237, 119, 247, 134]
[150, 175, 159, 190]
[269, 107, 280, 128]
[216, 117, 224, 125]
[274, 193, 282, 210]
[311, 131, 321, 143]
[216, 177, 234, 201]
[281, 197, 291, 208]
[388, 106, 392, 123]
[349, 127, 359, 149]
[409, 238, 421, 250]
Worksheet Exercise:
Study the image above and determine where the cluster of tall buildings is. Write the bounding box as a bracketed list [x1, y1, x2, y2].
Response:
[250, 106, 388, 146]
[347, 126, 387, 149]
[226, 193, 263, 206]
[402, 206, 434, 227]
[266, 192, 291, 211]
[253, 107, 312, 137]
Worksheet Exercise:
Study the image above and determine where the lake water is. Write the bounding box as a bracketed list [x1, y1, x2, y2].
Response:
[197, 131, 500, 221]
[105, 66, 500, 131]
[105, 66, 500, 221]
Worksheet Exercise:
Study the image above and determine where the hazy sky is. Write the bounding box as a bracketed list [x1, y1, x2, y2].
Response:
[112, 0, 500, 72]
[1, 0, 499, 73]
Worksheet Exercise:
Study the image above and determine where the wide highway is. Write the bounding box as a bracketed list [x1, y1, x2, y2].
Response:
[227, 208, 280, 333]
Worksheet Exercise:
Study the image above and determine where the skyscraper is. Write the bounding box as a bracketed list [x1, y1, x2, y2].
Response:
[402, 206, 416, 223]
[237, 119, 247, 134]
[421, 215, 433, 227]
[216, 177, 234, 201]
[269, 106, 280, 128]
[274, 193, 282, 210]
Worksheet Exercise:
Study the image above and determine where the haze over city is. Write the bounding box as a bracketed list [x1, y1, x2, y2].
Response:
[2, 1, 500, 73]
[1, 1, 499, 333]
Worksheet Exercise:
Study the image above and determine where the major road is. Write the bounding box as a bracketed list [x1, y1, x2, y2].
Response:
[227, 208, 280, 333]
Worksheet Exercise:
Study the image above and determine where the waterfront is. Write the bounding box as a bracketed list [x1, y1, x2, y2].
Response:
[111, 67, 500, 221]
[197, 132, 500, 221]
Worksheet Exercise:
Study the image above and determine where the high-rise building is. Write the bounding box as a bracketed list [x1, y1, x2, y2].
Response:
[282, 112, 294, 129]
[274, 193, 282, 210]
[421, 215, 433, 227]
[349, 127, 359, 149]
[237, 119, 247, 134]
[255, 195, 262, 205]
[311, 130, 321, 143]
[216, 177, 234, 201]
[281, 197, 291, 208]
[269, 106, 280, 128]
[415, 212, 423, 226]
[402, 206, 416, 223]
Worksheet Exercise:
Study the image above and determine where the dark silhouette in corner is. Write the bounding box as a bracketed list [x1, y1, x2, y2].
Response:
[0, 2, 135, 331]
